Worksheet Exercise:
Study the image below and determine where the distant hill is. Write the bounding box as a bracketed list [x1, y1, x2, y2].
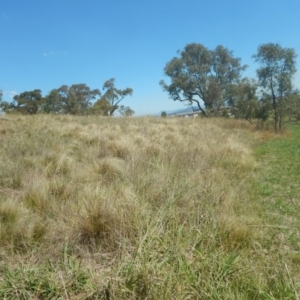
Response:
[158, 106, 198, 116]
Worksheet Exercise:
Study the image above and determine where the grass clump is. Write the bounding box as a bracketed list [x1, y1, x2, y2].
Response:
[0, 115, 299, 298]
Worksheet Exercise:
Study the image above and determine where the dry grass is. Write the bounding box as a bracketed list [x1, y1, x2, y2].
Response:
[0, 115, 297, 298]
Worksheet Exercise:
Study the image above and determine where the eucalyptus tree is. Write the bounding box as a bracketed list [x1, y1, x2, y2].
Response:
[0, 100, 11, 112]
[160, 43, 247, 116]
[50, 84, 100, 115]
[227, 78, 258, 123]
[0, 90, 9, 113]
[99, 78, 133, 116]
[91, 97, 111, 116]
[285, 92, 300, 121]
[13, 89, 43, 114]
[42, 89, 64, 113]
[119, 105, 135, 117]
[253, 43, 297, 131]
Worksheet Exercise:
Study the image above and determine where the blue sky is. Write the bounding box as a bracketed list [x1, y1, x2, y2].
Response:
[1, 0, 300, 115]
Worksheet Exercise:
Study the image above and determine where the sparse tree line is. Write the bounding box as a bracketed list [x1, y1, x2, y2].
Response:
[0, 78, 134, 117]
[160, 42, 299, 131]
[1, 42, 299, 130]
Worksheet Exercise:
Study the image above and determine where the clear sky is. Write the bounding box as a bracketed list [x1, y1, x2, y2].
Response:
[1, 0, 300, 115]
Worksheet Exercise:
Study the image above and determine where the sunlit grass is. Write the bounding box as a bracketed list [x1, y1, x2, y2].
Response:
[251, 123, 300, 294]
[0, 115, 299, 298]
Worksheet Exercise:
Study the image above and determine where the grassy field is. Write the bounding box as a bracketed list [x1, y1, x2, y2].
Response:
[0, 115, 299, 299]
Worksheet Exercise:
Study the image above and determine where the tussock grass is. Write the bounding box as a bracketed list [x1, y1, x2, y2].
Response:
[0, 115, 298, 298]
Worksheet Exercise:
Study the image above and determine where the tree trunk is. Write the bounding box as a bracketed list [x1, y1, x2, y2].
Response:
[274, 109, 278, 132]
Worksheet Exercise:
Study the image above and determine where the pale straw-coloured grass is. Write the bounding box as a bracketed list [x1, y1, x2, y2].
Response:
[0, 114, 296, 298]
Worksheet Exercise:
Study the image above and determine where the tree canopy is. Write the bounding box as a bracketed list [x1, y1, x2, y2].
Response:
[49, 84, 100, 115]
[253, 43, 297, 131]
[13, 89, 43, 114]
[9, 79, 133, 116]
[0, 90, 6, 113]
[160, 43, 247, 116]
[2, 41, 299, 126]
[0, 89, 11, 113]
[119, 105, 135, 117]
[227, 78, 258, 123]
[42, 89, 63, 114]
[91, 97, 111, 116]
[94, 78, 133, 116]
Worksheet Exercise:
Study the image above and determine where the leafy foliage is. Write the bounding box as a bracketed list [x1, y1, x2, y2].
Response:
[95, 78, 133, 116]
[119, 105, 135, 117]
[10, 79, 134, 116]
[41, 89, 63, 114]
[0, 90, 11, 113]
[160, 43, 247, 116]
[91, 97, 111, 116]
[228, 78, 258, 122]
[50, 84, 100, 115]
[13, 89, 43, 114]
[285, 92, 300, 121]
[253, 43, 297, 131]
